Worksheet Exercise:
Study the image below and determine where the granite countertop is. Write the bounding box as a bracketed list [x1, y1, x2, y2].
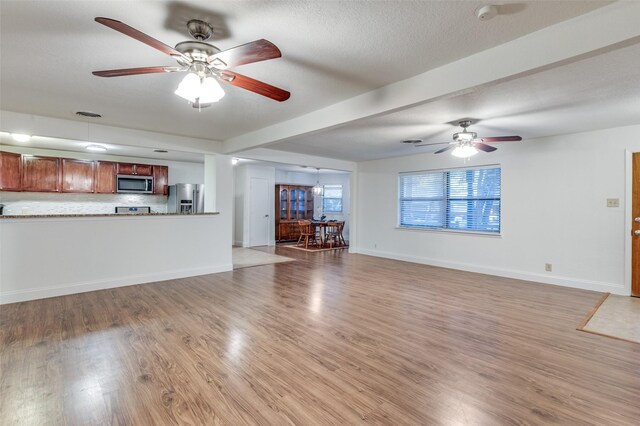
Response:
[0, 212, 220, 219]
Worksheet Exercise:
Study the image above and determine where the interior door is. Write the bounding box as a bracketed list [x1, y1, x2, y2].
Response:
[632, 153, 640, 296]
[249, 177, 270, 247]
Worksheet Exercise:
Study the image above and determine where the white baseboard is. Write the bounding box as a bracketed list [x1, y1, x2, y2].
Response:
[356, 248, 627, 295]
[0, 264, 234, 305]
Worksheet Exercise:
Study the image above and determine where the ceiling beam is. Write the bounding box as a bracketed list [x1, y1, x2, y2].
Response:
[223, 1, 640, 154]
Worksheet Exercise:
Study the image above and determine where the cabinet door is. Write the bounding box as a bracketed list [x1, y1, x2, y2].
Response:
[95, 161, 117, 194]
[279, 188, 288, 220]
[22, 156, 60, 192]
[153, 165, 168, 195]
[0, 151, 22, 191]
[135, 164, 153, 176]
[117, 163, 134, 175]
[62, 159, 95, 193]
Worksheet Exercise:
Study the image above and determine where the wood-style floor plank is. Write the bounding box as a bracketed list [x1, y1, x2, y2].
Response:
[1, 248, 639, 425]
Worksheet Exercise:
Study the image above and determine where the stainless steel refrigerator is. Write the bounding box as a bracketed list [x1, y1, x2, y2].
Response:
[167, 184, 205, 214]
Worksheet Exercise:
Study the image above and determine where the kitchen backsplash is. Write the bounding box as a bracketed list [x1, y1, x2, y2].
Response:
[0, 192, 168, 215]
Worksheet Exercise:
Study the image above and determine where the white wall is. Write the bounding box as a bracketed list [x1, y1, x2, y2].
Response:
[355, 124, 640, 295]
[0, 214, 232, 304]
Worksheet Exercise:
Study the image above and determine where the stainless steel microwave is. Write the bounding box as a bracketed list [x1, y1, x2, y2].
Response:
[116, 175, 154, 194]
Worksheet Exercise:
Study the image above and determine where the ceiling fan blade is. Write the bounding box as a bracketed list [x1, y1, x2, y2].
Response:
[479, 136, 522, 142]
[92, 66, 184, 77]
[95, 17, 190, 62]
[208, 39, 281, 69]
[219, 71, 290, 102]
[414, 142, 452, 147]
[434, 145, 455, 154]
[474, 142, 498, 152]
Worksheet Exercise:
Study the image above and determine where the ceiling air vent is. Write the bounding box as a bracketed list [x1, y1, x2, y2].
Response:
[75, 111, 102, 118]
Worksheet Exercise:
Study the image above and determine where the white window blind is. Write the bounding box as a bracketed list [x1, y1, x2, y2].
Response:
[323, 185, 343, 212]
[399, 166, 501, 233]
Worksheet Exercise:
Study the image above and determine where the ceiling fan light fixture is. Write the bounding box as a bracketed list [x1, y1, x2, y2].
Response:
[199, 77, 225, 103]
[174, 73, 202, 103]
[451, 145, 479, 158]
[175, 73, 225, 104]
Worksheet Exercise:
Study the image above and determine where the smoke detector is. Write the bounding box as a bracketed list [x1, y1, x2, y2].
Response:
[477, 5, 498, 21]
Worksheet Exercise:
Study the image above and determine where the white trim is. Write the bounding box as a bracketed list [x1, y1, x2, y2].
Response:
[625, 150, 635, 296]
[357, 248, 626, 295]
[0, 264, 233, 305]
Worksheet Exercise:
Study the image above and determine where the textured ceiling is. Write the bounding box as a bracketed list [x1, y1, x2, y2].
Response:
[269, 41, 640, 161]
[0, 0, 608, 145]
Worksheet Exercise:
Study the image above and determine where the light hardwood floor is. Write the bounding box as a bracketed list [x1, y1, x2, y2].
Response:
[1, 248, 639, 425]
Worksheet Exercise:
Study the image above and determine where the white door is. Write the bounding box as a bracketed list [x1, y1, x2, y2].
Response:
[249, 177, 270, 246]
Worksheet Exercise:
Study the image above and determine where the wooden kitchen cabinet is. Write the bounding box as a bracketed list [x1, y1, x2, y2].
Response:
[117, 163, 153, 176]
[62, 159, 95, 193]
[95, 161, 117, 193]
[0, 151, 22, 191]
[153, 165, 168, 195]
[22, 156, 61, 192]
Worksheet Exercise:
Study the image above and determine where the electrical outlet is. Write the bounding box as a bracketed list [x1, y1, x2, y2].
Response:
[545, 263, 552, 272]
[606, 198, 619, 208]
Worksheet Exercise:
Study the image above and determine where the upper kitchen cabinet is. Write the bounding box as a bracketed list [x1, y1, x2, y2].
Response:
[22, 156, 61, 192]
[62, 159, 95, 193]
[117, 163, 153, 176]
[153, 165, 168, 195]
[95, 161, 117, 194]
[0, 151, 22, 191]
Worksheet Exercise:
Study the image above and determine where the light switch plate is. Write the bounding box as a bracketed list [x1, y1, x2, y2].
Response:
[606, 198, 620, 208]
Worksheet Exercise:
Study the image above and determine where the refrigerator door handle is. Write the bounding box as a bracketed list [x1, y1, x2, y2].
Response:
[193, 189, 197, 214]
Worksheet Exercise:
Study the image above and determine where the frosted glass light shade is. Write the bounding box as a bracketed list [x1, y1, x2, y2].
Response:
[174, 73, 201, 103]
[199, 77, 225, 103]
[175, 74, 225, 104]
[451, 145, 479, 158]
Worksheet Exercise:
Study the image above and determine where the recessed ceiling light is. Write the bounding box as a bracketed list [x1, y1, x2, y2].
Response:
[76, 111, 102, 118]
[11, 133, 31, 142]
[86, 144, 107, 152]
[154, 149, 168, 153]
[231, 158, 239, 165]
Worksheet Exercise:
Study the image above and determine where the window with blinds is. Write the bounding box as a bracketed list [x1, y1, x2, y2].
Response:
[323, 185, 343, 212]
[399, 166, 501, 233]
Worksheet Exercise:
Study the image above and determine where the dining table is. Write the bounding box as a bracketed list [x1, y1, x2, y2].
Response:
[310, 221, 343, 248]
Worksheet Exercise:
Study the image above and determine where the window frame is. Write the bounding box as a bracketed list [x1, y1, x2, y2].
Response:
[322, 184, 344, 213]
[397, 164, 502, 236]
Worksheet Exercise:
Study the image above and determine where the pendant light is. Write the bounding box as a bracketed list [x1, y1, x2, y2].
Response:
[312, 168, 323, 196]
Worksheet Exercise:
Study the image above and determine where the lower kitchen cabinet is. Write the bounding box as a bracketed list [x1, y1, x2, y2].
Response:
[22, 156, 61, 192]
[62, 159, 95, 193]
[0, 151, 22, 191]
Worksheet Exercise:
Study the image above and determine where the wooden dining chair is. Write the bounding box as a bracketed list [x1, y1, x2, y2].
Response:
[325, 222, 340, 248]
[297, 220, 317, 249]
[336, 221, 346, 246]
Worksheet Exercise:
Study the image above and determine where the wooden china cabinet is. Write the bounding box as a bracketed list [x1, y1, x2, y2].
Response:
[275, 185, 314, 241]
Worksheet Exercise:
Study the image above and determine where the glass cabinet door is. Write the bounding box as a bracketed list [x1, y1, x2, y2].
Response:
[280, 188, 288, 220]
[290, 189, 297, 218]
[298, 190, 305, 218]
